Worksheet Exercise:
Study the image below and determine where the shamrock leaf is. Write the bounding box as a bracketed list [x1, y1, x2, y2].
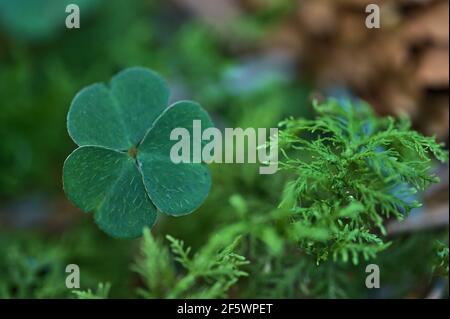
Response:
[63, 67, 214, 238]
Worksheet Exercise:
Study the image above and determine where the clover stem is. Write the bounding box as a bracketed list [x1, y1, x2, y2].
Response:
[128, 146, 138, 159]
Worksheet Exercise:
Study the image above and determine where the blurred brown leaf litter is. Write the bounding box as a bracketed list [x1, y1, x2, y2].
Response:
[177, 0, 449, 140]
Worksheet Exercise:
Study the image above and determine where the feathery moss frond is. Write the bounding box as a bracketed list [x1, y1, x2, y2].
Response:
[276, 99, 448, 264]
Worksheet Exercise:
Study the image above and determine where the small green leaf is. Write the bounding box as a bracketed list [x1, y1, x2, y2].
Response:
[68, 67, 169, 149]
[63, 67, 214, 238]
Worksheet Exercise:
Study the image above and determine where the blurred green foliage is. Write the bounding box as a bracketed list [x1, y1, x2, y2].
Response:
[0, 232, 69, 298]
[434, 241, 449, 277]
[73, 282, 111, 299]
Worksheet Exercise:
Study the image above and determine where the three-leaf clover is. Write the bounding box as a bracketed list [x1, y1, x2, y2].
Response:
[63, 67, 214, 238]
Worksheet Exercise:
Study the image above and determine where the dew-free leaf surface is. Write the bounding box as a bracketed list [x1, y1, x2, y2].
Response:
[63, 67, 214, 238]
